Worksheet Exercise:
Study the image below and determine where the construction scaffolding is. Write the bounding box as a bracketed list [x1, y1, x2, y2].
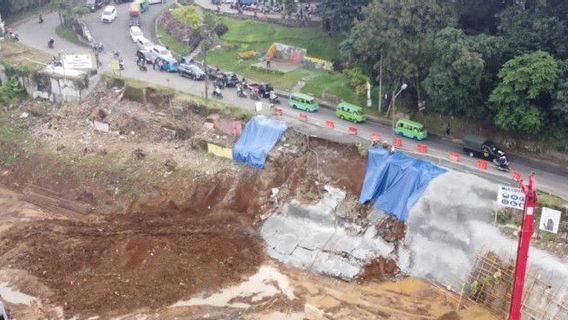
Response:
[458, 251, 568, 319]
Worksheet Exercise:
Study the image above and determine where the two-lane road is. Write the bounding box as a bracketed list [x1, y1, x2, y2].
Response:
[14, 4, 568, 199]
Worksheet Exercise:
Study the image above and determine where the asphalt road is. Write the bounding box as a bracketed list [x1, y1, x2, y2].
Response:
[13, 4, 568, 200]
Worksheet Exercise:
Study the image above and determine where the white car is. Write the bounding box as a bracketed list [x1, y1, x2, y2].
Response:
[135, 37, 153, 50]
[148, 0, 163, 4]
[101, 5, 117, 23]
[148, 45, 173, 61]
[129, 26, 144, 43]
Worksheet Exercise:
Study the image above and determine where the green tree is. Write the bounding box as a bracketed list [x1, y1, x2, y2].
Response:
[422, 28, 485, 116]
[344, 0, 455, 105]
[282, 0, 297, 19]
[498, 5, 568, 59]
[552, 60, 568, 123]
[455, 0, 514, 34]
[320, 0, 371, 34]
[51, 0, 88, 26]
[489, 51, 559, 134]
[171, 4, 202, 29]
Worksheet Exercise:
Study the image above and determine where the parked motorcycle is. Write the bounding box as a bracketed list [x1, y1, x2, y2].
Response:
[249, 90, 260, 101]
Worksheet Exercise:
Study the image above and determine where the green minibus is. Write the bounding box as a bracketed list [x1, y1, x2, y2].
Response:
[394, 118, 428, 140]
[335, 102, 367, 123]
[288, 92, 319, 112]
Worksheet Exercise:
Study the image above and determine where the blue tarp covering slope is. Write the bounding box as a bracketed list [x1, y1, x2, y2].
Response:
[233, 115, 288, 169]
[359, 148, 447, 221]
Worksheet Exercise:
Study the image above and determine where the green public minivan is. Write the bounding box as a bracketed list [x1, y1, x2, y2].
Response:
[394, 118, 428, 140]
[288, 93, 319, 112]
[336, 102, 367, 123]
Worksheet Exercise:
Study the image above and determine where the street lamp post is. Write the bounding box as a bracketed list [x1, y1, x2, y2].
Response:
[391, 83, 408, 132]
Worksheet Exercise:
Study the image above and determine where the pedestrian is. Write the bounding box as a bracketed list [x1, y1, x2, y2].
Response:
[152, 59, 156, 70]
[446, 122, 451, 136]
[493, 269, 502, 285]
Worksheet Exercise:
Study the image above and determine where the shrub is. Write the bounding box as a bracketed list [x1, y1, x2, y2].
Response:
[0, 79, 27, 106]
[158, 11, 202, 51]
[171, 5, 202, 29]
[239, 50, 256, 59]
[250, 65, 285, 75]
[214, 23, 229, 37]
[342, 67, 369, 96]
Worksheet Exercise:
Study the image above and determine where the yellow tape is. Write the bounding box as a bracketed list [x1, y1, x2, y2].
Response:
[207, 143, 233, 160]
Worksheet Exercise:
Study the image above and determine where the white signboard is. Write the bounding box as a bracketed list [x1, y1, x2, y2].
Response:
[255, 101, 263, 112]
[62, 54, 93, 70]
[497, 185, 525, 210]
[539, 207, 561, 234]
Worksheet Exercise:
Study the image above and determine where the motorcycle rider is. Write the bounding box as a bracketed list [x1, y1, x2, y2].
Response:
[39, 14, 43, 24]
[7, 29, 19, 41]
[137, 56, 147, 71]
[213, 85, 223, 98]
[236, 83, 244, 97]
[48, 38, 55, 48]
[269, 90, 279, 103]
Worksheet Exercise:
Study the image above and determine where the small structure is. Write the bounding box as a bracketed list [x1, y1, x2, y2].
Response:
[33, 54, 100, 103]
[266, 43, 307, 63]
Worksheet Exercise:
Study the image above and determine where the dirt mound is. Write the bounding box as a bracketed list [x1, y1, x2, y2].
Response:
[356, 257, 400, 282]
[0, 209, 263, 318]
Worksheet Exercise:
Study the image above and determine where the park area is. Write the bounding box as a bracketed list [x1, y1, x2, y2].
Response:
[159, 13, 369, 106]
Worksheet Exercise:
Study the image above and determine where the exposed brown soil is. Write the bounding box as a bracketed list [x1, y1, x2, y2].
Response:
[0, 82, 377, 318]
[356, 257, 400, 282]
[0, 211, 263, 317]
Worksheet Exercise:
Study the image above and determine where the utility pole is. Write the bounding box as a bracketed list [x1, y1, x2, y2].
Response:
[509, 172, 537, 320]
[378, 54, 383, 113]
[203, 46, 209, 100]
[390, 83, 408, 131]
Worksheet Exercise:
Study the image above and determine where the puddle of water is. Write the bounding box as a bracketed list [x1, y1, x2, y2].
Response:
[246, 311, 304, 320]
[0, 186, 17, 197]
[0, 282, 37, 305]
[173, 265, 295, 308]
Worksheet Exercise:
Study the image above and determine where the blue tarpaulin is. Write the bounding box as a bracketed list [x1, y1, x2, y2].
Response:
[359, 148, 447, 221]
[233, 115, 288, 169]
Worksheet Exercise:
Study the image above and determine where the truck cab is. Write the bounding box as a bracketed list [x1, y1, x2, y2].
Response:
[463, 134, 510, 169]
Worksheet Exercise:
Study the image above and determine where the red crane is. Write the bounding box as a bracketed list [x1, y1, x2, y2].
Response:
[508, 172, 537, 320]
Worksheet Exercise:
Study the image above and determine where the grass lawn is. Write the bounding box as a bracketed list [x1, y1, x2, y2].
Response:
[157, 25, 190, 55]
[206, 17, 364, 104]
[159, 14, 364, 105]
[217, 16, 341, 62]
[55, 25, 89, 47]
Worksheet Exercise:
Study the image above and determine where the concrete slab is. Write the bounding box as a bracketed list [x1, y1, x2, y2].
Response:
[261, 185, 394, 280]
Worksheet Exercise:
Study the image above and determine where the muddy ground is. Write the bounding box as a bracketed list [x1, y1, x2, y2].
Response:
[0, 82, 493, 319]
